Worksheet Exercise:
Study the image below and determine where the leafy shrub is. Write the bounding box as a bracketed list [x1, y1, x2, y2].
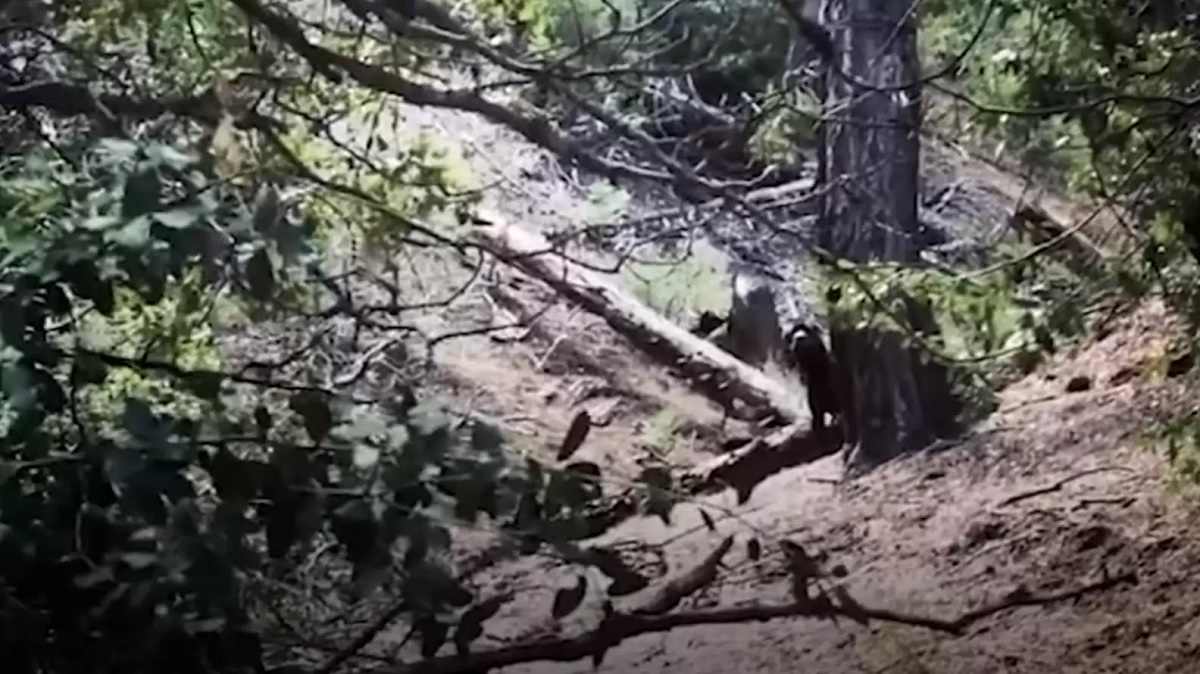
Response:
[0, 138, 674, 673]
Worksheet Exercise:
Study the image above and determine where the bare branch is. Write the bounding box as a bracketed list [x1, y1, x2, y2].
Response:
[363, 565, 1135, 674]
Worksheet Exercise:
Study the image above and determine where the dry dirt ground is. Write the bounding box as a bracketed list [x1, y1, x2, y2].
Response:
[256, 96, 1200, 672]
[423, 297, 1200, 674]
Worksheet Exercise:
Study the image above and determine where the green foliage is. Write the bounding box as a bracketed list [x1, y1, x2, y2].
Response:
[582, 180, 631, 224]
[0, 139, 273, 672]
[1143, 407, 1200, 492]
[747, 86, 822, 166]
[922, 0, 1200, 213]
[821, 246, 1093, 417]
[12, 0, 1200, 667]
[621, 243, 729, 323]
[0, 135, 670, 672]
[827, 261, 1054, 363]
[277, 116, 481, 261]
[477, 0, 794, 98]
[623, 258, 726, 322]
[64, 0, 250, 91]
[1129, 212, 1200, 326]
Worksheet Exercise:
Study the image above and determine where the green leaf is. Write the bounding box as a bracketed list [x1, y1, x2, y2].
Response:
[183, 371, 224, 400]
[108, 215, 152, 249]
[73, 354, 109, 385]
[105, 448, 146, 496]
[391, 479, 434, 506]
[545, 462, 603, 515]
[94, 280, 115, 315]
[62, 260, 116, 315]
[252, 185, 282, 233]
[266, 493, 300, 559]
[404, 560, 473, 613]
[122, 398, 166, 442]
[245, 248, 276, 301]
[0, 462, 19, 487]
[97, 138, 140, 161]
[274, 221, 313, 264]
[453, 594, 507, 654]
[1, 362, 37, 411]
[42, 283, 70, 314]
[122, 167, 162, 218]
[351, 553, 393, 597]
[253, 405, 273, 433]
[557, 410, 591, 461]
[430, 564, 473, 607]
[81, 214, 120, 231]
[560, 459, 599, 481]
[353, 445, 381, 469]
[470, 419, 504, 454]
[638, 466, 675, 525]
[0, 301, 26, 350]
[294, 491, 325, 543]
[208, 448, 259, 504]
[120, 551, 159, 571]
[185, 617, 228, 635]
[332, 499, 378, 563]
[74, 566, 115, 589]
[289, 391, 333, 443]
[406, 403, 452, 459]
[341, 409, 389, 441]
[124, 461, 194, 522]
[510, 491, 542, 531]
[153, 208, 199, 229]
[144, 143, 195, 170]
[269, 444, 313, 487]
[461, 593, 506, 628]
[447, 474, 498, 523]
[552, 575, 587, 619]
[168, 498, 202, 538]
[402, 524, 430, 569]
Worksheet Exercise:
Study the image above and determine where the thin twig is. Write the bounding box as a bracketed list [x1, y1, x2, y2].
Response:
[995, 466, 1135, 508]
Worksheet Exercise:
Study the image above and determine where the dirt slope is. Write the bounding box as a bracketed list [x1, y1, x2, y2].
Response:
[427, 299, 1200, 674]
[251, 93, 1200, 673]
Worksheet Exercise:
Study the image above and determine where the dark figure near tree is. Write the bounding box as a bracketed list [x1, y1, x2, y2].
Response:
[785, 323, 844, 441]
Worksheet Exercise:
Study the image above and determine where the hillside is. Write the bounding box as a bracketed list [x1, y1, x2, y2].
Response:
[6, 3, 1200, 673]
[244, 94, 1200, 673]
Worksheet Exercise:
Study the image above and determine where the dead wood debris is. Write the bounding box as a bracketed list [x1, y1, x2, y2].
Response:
[634, 535, 735, 615]
[682, 423, 841, 504]
[352, 534, 1136, 674]
[995, 466, 1135, 508]
[472, 218, 807, 427]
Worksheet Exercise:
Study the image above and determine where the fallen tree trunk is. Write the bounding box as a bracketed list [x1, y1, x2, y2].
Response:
[682, 423, 840, 503]
[471, 217, 809, 428]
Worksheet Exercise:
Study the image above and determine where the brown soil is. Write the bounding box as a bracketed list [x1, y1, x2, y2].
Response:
[263, 98, 1200, 674]
[401, 292, 1200, 674]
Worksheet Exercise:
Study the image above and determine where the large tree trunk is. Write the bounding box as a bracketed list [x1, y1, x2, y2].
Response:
[816, 0, 960, 467]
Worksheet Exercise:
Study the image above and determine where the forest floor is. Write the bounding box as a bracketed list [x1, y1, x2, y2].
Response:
[261, 97, 1200, 673]
[426, 288, 1200, 674]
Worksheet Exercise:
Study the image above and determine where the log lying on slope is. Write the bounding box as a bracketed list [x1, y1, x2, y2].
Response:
[471, 216, 807, 427]
[471, 217, 842, 501]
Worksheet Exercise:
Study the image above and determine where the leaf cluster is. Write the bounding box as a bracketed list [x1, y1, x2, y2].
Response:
[0, 132, 677, 671]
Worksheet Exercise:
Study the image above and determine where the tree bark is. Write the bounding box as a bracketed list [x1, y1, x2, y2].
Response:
[816, 0, 960, 467]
